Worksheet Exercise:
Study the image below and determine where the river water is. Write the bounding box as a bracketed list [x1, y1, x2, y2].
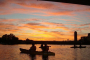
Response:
[0, 44, 90, 60]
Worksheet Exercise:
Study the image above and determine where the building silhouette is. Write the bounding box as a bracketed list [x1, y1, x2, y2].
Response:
[74, 31, 77, 42]
[80, 33, 90, 43]
[87, 33, 90, 41]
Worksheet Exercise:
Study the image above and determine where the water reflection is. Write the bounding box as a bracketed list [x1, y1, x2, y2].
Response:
[42, 55, 48, 60]
[73, 49, 77, 60]
[28, 54, 50, 60]
[29, 54, 36, 60]
[27, 54, 54, 60]
[73, 48, 83, 60]
[0, 45, 90, 60]
[20, 49, 55, 60]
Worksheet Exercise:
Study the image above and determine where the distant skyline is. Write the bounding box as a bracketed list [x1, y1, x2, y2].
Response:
[0, 0, 90, 41]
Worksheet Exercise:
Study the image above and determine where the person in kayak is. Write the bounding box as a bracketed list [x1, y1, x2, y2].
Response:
[43, 44, 51, 52]
[29, 43, 36, 51]
[39, 44, 44, 51]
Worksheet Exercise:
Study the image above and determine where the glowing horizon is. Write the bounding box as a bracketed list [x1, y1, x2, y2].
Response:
[0, 0, 90, 41]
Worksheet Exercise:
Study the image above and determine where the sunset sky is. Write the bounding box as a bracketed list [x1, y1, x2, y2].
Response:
[0, 0, 90, 41]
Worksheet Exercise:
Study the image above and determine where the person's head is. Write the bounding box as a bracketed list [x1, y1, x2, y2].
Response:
[32, 43, 35, 46]
[41, 44, 43, 45]
[45, 44, 47, 46]
[41, 44, 43, 46]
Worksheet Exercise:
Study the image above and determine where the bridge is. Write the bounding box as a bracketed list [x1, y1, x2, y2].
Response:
[42, 0, 90, 6]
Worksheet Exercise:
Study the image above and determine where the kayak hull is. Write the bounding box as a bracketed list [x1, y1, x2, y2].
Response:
[70, 46, 86, 48]
[20, 48, 55, 55]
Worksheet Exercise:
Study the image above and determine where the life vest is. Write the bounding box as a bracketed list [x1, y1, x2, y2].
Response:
[43, 46, 49, 51]
[30, 46, 36, 51]
[46, 46, 49, 51]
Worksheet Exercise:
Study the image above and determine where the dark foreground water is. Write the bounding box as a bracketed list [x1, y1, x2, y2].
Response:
[0, 44, 90, 60]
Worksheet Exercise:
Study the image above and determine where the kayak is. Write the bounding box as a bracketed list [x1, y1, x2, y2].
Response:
[20, 48, 55, 55]
[70, 46, 86, 48]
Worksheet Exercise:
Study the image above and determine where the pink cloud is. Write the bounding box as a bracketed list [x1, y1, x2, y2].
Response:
[0, 0, 75, 16]
[47, 11, 74, 16]
[0, 19, 17, 22]
[0, 0, 90, 16]
[0, 18, 42, 24]
[0, 7, 73, 16]
[17, 2, 58, 9]
[80, 23, 90, 26]
[67, 23, 90, 28]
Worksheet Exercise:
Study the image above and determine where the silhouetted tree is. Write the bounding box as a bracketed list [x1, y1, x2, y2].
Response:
[1, 33, 19, 44]
[25, 38, 33, 44]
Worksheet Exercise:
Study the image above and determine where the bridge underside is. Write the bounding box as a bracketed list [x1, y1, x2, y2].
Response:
[42, 0, 90, 6]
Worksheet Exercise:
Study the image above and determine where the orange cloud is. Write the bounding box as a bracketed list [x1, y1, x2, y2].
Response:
[0, 18, 89, 41]
[17, 2, 57, 9]
[40, 22, 69, 31]
[21, 22, 69, 31]
[0, 19, 17, 22]
[40, 22, 64, 26]
[0, 21, 85, 41]
[0, 0, 90, 41]
[19, 22, 71, 40]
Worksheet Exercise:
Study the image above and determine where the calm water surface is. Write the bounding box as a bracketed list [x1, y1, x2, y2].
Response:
[0, 44, 90, 60]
